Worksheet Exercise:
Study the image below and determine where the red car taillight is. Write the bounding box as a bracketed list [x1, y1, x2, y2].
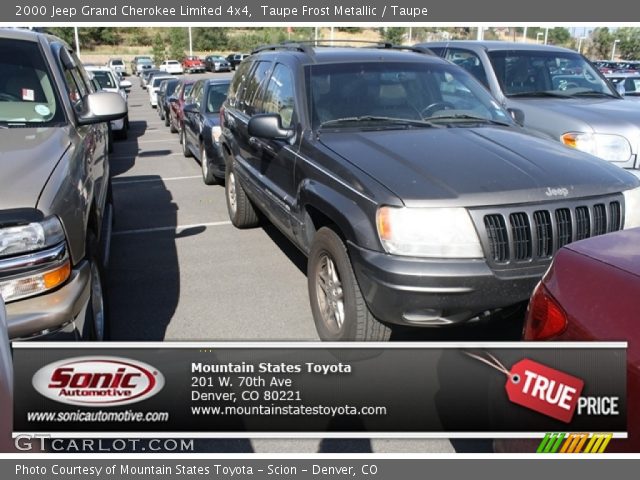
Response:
[524, 283, 568, 340]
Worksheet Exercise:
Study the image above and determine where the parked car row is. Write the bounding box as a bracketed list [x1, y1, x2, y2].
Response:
[148, 74, 231, 184]
[595, 60, 640, 75]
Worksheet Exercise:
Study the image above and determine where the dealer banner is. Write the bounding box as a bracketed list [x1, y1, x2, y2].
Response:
[12, 342, 627, 437]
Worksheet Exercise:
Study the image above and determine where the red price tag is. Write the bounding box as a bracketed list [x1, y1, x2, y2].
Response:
[506, 358, 584, 423]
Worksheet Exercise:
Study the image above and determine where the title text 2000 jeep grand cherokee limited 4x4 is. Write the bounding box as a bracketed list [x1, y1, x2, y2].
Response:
[0, 28, 126, 340]
[220, 43, 640, 341]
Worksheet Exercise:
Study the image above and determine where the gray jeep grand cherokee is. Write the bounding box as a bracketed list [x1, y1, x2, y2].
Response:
[220, 43, 640, 341]
[0, 28, 126, 340]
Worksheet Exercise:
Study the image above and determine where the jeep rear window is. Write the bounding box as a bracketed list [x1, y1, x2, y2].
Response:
[307, 61, 510, 128]
[0, 38, 65, 126]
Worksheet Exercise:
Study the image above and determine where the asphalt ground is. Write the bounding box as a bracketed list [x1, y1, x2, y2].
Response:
[106, 74, 525, 453]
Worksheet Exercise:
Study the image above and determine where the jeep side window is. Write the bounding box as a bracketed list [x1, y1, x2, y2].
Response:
[226, 60, 251, 109]
[261, 64, 296, 128]
[240, 60, 272, 115]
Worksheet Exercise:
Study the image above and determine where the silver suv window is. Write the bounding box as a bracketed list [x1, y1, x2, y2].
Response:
[0, 38, 65, 126]
[488, 50, 617, 97]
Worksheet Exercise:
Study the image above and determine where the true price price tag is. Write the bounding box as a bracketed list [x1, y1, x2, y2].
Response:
[465, 352, 584, 423]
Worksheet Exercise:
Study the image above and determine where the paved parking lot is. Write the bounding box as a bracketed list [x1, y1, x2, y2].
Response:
[106, 74, 524, 452]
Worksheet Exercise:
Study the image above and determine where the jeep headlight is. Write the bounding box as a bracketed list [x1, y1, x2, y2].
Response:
[0, 216, 65, 258]
[623, 186, 640, 229]
[0, 216, 70, 302]
[376, 207, 483, 258]
[561, 132, 632, 162]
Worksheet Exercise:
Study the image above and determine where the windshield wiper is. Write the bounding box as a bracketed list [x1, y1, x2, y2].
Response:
[565, 90, 619, 98]
[319, 116, 438, 129]
[422, 114, 512, 126]
[507, 91, 571, 98]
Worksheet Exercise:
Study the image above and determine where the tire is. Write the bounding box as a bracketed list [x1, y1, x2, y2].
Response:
[225, 164, 259, 228]
[169, 116, 177, 133]
[308, 227, 391, 341]
[114, 117, 128, 140]
[201, 143, 218, 185]
[84, 232, 110, 341]
[182, 129, 192, 157]
[164, 109, 170, 127]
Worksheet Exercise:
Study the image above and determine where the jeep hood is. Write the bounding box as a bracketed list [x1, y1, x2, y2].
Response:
[318, 126, 638, 207]
[0, 128, 71, 210]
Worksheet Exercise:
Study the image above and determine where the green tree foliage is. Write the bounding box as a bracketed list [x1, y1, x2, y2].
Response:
[130, 27, 152, 46]
[380, 27, 406, 45]
[168, 28, 187, 60]
[152, 32, 166, 66]
[193, 28, 229, 52]
[547, 27, 571, 46]
[590, 27, 615, 59]
[44, 27, 74, 45]
[615, 27, 640, 60]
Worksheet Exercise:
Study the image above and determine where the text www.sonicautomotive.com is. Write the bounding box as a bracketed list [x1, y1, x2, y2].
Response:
[26, 410, 169, 422]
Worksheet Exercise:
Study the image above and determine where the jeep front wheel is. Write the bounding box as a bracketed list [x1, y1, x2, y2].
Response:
[225, 165, 259, 228]
[84, 232, 109, 340]
[308, 227, 391, 341]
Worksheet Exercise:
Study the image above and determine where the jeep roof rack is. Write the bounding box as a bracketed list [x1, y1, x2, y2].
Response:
[252, 40, 435, 57]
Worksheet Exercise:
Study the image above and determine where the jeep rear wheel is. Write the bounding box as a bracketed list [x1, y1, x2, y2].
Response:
[308, 227, 391, 341]
[225, 165, 259, 228]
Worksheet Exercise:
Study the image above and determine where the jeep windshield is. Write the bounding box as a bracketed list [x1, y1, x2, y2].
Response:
[309, 61, 513, 130]
[0, 38, 65, 127]
[488, 50, 619, 98]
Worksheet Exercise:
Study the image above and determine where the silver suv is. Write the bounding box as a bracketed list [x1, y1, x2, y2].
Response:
[0, 28, 126, 340]
[420, 41, 640, 176]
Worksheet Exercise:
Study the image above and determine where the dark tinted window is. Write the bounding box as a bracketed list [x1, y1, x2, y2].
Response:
[226, 60, 252, 108]
[261, 64, 295, 128]
[206, 83, 230, 113]
[240, 60, 272, 114]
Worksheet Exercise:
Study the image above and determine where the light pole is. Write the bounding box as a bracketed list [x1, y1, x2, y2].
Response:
[536, 32, 543, 44]
[578, 36, 587, 54]
[611, 39, 620, 61]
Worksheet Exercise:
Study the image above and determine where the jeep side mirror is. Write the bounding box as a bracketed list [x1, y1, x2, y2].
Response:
[248, 114, 294, 140]
[508, 108, 525, 126]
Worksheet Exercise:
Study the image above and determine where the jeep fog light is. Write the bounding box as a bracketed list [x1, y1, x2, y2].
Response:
[561, 132, 632, 162]
[376, 207, 483, 258]
[623, 186, 640, 229]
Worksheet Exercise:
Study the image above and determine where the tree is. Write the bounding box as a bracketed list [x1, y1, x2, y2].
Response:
[616, 27, 640, 60]
[380, 27, 405, 45]
[547, 27, 571, 46]
[193, 28, 229, 52]
[590, 27, 614, 59]
[152, 32, 165, 66]
[44, 27, 74, 45]
[168, 28, 187, 60]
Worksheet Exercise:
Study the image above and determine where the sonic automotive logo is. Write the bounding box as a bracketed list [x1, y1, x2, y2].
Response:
[32, 357, 164, 406]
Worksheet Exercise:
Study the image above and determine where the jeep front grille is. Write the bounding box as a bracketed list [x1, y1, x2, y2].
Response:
[477, 199, 623, 265]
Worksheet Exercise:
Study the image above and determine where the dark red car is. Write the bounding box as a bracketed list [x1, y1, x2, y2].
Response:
[168, 77, 196, 136]
[499, 227, 640, 452]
